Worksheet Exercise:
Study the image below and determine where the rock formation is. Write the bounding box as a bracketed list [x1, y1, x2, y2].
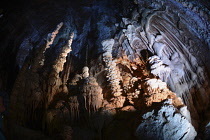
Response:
[135, 99, 197, 140]
[0, 0, 209, 139]
[102, 39, 123, 97]
[141, 78, 183, 108]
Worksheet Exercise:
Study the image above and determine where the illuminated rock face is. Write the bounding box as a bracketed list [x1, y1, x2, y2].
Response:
[102, 39, 123, 97]
[136, 80, 196, 140]
[135, 99, 197, 140]
[141, 78, 183, 108]
[0, 0, 210, 139]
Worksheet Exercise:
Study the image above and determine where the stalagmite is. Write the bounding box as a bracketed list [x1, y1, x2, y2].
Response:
[82, 66, 89, 79]
[80, 77, 103, 114]
[38, 22, 64, 68]
[10, 22, 65, 125]
[102, 39, 122, 97]
[46, 22, 64, 48]
[46, 32, 74, 108]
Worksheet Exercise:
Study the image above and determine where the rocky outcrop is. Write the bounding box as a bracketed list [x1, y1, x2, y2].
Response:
[135, 99, 197, 140]
[135, 77, 196, 140]
[141, 78, 183, 108]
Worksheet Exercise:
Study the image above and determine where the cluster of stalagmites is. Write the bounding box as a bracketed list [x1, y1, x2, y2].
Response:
[115, 0, 210, 132]
[47, 32, 74, 107]
[99, 34, 197, 139]
[10, 22, 76, 137]
[8, 0, 210, 139]
[30, 30, 198, 139]
[104, 54, 197, 139]
[44, 66, 104, 135]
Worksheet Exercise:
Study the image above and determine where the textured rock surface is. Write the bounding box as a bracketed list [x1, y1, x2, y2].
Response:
[141, 78, 183, 108]
[0, 0, 209, 139]
[102, 39, 123, 97]
[204, 122, 210, 140]
[135, 99, 197, 140]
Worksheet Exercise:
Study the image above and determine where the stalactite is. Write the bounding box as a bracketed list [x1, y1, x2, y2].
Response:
[122, 38, 136, 61]
[69, 96, 79, 122]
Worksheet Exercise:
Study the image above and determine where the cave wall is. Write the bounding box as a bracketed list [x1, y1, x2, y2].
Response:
[0, 0, 210, 139]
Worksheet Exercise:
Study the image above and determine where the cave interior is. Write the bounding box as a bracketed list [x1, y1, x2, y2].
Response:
[0, 0, 210, 139]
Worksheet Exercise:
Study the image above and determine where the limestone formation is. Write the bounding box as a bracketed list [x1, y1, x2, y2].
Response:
[107, 96, 126, 108]
[114, 0, 210, 131]
[10, 22, 66, 125]
[80, 77, 103, 114]
[46, 32, 74, 108]
[82, 66, 89, 79]
[102, 39, 123, 97]
[141, 78, 183, 108]
[2, 0, 210, 139]
[135, 99, 197, 140]
[39, 22, 64, 68]
[149, 56, 171, 82]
